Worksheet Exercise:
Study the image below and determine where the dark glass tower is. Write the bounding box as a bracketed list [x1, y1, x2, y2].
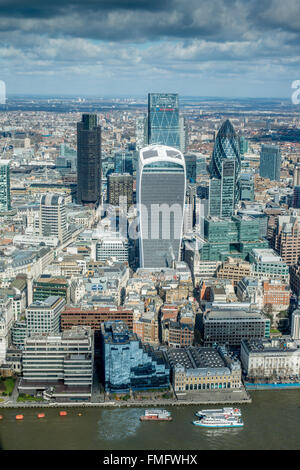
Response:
[209, 119, 241, 218]
[77, 114, 101, 205]
[147, 93, 180, 149]
[259, 144, 281, 181]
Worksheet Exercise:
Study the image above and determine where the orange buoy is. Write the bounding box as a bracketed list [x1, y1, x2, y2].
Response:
[37, 413, 45, 419]
[16, 415, 24, 420]
[0, 415, 3, 420]
[59, 411, 67, 416]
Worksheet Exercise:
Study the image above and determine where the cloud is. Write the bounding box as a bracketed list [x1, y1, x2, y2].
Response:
[0, 0, 299, 96]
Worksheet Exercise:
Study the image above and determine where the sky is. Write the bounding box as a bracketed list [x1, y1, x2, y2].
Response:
[1, 0, 300, 98]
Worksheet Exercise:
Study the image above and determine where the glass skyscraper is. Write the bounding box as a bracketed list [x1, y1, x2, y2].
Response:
[114, 150, 134, 175]
[259, 144, 281, 181]
[0, 160, 11, 212]
[77, 114, 102, 205]
[135, 115, 148, 151]
[137, 144, 186, 268]
[147, 93, 180, 150]
[209, 120, 241, 218]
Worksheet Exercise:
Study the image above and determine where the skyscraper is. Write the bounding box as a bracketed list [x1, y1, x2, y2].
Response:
[114, 150, 134, 175]
[259, 144, 281, 181]
[0, 160, 11, 212]
[135, 115, 148, 151]
[209, 120, 241, 218]
[147, 93, 180, 150]
[137, 144, 186, 268]
[77, 114, 101, 205]
[39, 193, 68, 244]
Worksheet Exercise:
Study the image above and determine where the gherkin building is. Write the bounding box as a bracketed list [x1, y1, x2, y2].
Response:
[209, 119, 241, 218]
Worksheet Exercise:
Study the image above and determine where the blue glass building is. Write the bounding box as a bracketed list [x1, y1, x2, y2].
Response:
[0, 160, 11, 212]
[209, 120, 241, 218]
[101, 321, 170, 393]
[240, 173, 254, 201]
[148, 93, 180, 150]
[293, 186, 300, 209]
[114, 150, 134, 175]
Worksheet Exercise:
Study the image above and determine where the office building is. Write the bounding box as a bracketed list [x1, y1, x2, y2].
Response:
[249, 248, 289, 283]
[197, 215, 268, 262]
[239, 136, 248, 156]
[137, 144, 186, 268]
[0, 160, 11, 213]
[270, 211, 300, 266]
[26, 295, 66, 336]
[202, 308, 270, 347]
[290, 264, 300, 296]
[107, 173, 133, 208]
[39, 193, 68, 244]
[61, 306, 134, 342]
[147, 93, 180, 149]
[241, 337, 300, 380]
[240, 173, 254, 201]
[135, 115, 148, 151]
[216, 257, 251, 286]
[184, 154, 197, 182]
[262, 280, 290, 311]
[33, 275, 69, 302]
[114, 151, 134, 175]
[259, 145, 281, 181]
[95, 235, 129, 263]
[291, 309, 300, 340]
[19, 326, 94, 401]
[77, 114, 102, 205]
[209, 120, 241, 218]
[179, 116, 188, 153]
[293, 164, 300, 187]
[101, 321, 170, 393]
[293, 186, 300, 209]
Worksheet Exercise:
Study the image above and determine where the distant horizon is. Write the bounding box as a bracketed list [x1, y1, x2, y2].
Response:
[3, 93, 295, 101]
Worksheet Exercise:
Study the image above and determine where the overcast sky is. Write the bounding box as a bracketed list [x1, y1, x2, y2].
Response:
[1, 0, 300, 98]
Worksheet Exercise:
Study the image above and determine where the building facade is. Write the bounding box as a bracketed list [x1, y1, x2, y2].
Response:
[209, 120, 241, 218]
[19, 326, 94, 401]
[166, 346, 242, 394]
[101, 321, 170, 393]
[147, 93, 180, 150]
[241, 337, 300, 380]
[39, 193, 68, 244]
[26, 295, 66, 336]
[77, 114, 102, 206]
[202, 308, 270, 347]
[0, 160, 11, 213]
[107, 173, 133, 208]
[259, 145, 281, 181]
[137, 144, 186, 268]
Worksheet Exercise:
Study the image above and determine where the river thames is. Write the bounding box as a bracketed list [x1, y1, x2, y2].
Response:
[0, 390, 299, 450]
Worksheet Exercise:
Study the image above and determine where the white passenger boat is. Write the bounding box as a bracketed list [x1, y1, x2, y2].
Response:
[195, 407, 241, 418]
[193, 416, 244, 428]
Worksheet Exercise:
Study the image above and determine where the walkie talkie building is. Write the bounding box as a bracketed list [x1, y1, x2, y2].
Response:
[137, 144, 186, 268]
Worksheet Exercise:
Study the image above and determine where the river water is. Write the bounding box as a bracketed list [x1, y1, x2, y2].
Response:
[0, 391, 299, 450]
